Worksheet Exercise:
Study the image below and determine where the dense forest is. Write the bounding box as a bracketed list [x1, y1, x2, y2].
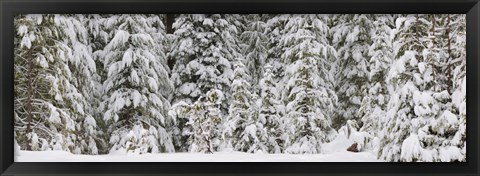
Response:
[14, 14, 466, 162]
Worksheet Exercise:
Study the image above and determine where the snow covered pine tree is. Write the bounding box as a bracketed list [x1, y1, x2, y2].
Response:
[258, 64, 284, 153]
[188, 89, 224, 153]
[100, 14, 175, 154]
[15, 14, 99, 154]
[281, 15, 336, 154]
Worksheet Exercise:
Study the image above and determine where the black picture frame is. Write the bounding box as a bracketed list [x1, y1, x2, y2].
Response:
[1, 0, 479, 175]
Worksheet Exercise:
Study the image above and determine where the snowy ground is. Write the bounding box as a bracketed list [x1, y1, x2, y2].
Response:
[15, 135, 384, 162]
[15, 150, 382, 162]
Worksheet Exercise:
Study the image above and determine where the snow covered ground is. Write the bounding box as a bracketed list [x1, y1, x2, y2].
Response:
[15, 150, 382, 162]
[15, 135, 384, 162]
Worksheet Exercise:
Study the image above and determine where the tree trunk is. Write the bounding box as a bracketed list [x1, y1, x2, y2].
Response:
[431, 15, 436, 46]
[26, 47, 33, 151]
[165, 14, 176, 70]
[431, 15, 440, 92]
[165, 14, 175, 34]
[447, 15, 451, 56]
[416, 15, 421, 61]
[447, 14, 453, 94]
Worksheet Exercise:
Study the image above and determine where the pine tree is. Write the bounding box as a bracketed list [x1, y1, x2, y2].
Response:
[168, 101, 192, 152]
[430, 14, 451, 93]
[331, 14, 373, 129]
[170, 14, 240, 151]
[415, 14, 467, 162]
[85, 14, 112, 154]
[258, 64, 283, 153]
[188, 89, 224, 153]
[282, 15, 336, 154]
[163, 22, 187, 152]
[54, 14, 100, 154]
[448, 14, 467, 161]
[379, 14, 443, 162]
[239, 14, 268, 89]
[100, 14, 174, 154]
[14, 14, 98, 154]
[147, 15, 172, 82]
[223, 59, 261, 152]
[357, 15, 394, 153]
[265, 14, 290, 84]
[264, 15, 290, 139]
[170, 14, 239, 113]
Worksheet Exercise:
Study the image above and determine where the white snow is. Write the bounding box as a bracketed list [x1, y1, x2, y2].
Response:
[418, 62, 426, 74]
[17, 25, 29, 36]
[48, 106, 61, 125]
[15, 150, 382, 162]
[20, 33, 35, 49]
[105, 30, 130, 51]
[439, 146, 463, 162]
[400, 134, 423, 162]
[122, 48, 133, 67]
[202, 18, 214, 27]
[131, 90, 142, 108]
[16, 132, 382, 162]
[148, 77, 159, 90]
[441, 110, 458, 125]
